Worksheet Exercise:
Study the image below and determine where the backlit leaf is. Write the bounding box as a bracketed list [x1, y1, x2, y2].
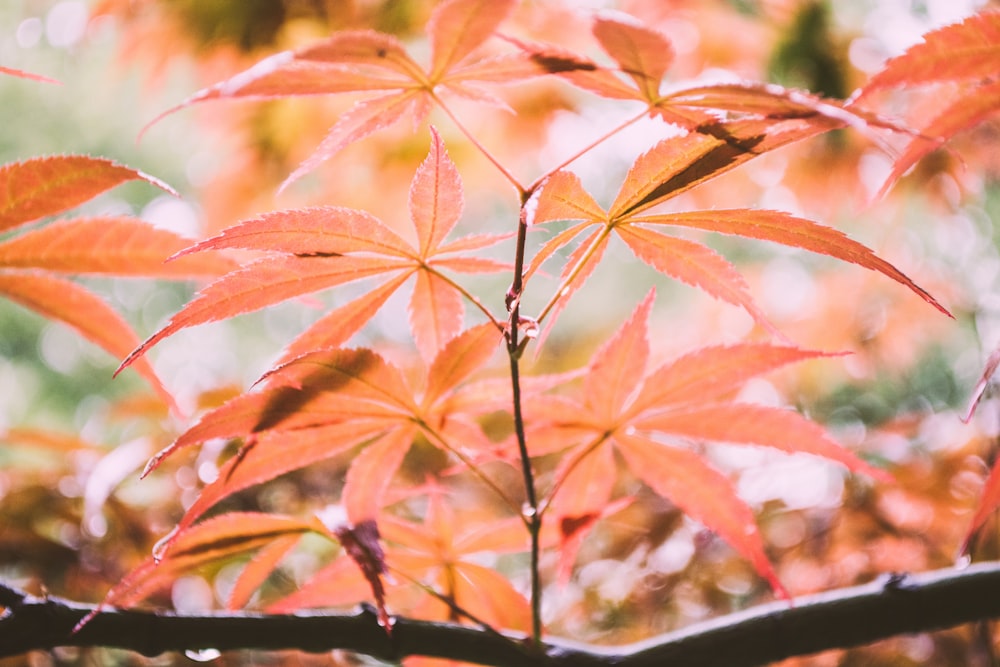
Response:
[862, 11, 1000, 93]
[343, 428, 416, 524]
[0, 271, 173, 408]
[634, 403, 890, 481]
[632, 209, 951, 316]
[410, 128, 464, 258]
[227, 534, 302, 610]
[424, 323, 502, 409]
[592, 14, 673, 101]
[0, 156, 174, 232]
[532, 170, 606, 225]
[584, 289, 653, 424]
[427, 0, 517, 80]
[614, 432, 787, 598]
[410, 270, 464, 361]
[0, 217, 235, 277]
[616, 225, 781, 337]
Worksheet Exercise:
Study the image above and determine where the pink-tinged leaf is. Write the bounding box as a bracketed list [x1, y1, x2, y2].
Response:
[616, 225, 782, 337]
[609, 117, 840, 219]
[259, 347, 417, 413]
[267, 558, 377, 612]
[424, 323, 502, 409]
[451, 562, 532, 631]
[409, 270, 464, 361]
[634, 209, 951, 317]
[878, 81, 1000, 199]
[179, 422, 389, 530]
[295, 30, 423, 78]
[280, 90, 426, 192]
[174, 207, 413, 260]
[961, 456, 1000, 554]
[0, 66, 58, 83]
[0, 218, 235, 277]
[0, 156, 174, 233]
[227, 534, 302, 609]
[442, 52, 566, 85]
[585, 290, 654, 425]
[555, 497, 631, 586]
[435, 231, 515, 255]
[0, 271, 174, 408]
[532, 171, 606, 225]
[276, 273, 411, 366]
[635, 403, 890, 481]
[118, 255, 406, 373]
[344, 428, 415, 524]
[428, 256, 511, 274]
[427, 0, 517, 79]
[862, 11, 1000, 94]
[629, 344, 841, 418]
[964, 345, 1000, 423]
[614, 432, 787, 598]
[548, 444, 618, 584]
[537, 228, 610, 344]
[504, 34, 637, 99]
[411, 128, 464, 257]
[523, 220, 594, 282]
[665, 82, 907, 134]
[592, 14, 673, 100]
[103, 512, 319, 608]
[334, 519, 391, 632]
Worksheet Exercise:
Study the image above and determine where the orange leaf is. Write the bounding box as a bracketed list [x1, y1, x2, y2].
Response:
[862, 11, 1000, 93]
[608, 117, 840, 219]
[409, 270, 465, 361]
[174, 207, 413, 259]
[227, 534, 302, 609]
[629, 343, 841, 417]
[118, 255, 406, 373]
[280, 90, 427, 191]
[878, 81, 1000, 199]
[615, 225, 781, 337]
[423, 323, 502, 409]
[427, 0, 517, 80]
[523, 220, 593, 282]
[0, 156, 173, 233]
[275, 273, 411, 366]
[267, 558, 376, 612]
[592, 14, 673, 101]
[584, 290, 654, 425]
[632, 209, 951, 317]
[450, 562, 532, 632]
[103, 512, 319, 608]
[411, 128, 464, 258]
[0, 217, 235, 277]
[295, 30, 423, 77]
[634, 403, 890, 481]
[532, 170, 606, 225]
[0, 271, 173, 408]
[343, 428, 416, 524]
[179, 422, 389, 530]
[614, 432, 787, 598]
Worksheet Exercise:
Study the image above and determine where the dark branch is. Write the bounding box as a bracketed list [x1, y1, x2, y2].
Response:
[4, 562, 1000, 666]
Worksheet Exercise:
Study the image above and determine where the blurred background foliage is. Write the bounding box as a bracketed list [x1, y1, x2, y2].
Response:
[3, 0, 1000, 665]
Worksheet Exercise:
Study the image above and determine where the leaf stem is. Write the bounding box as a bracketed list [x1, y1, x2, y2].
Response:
[430, 91, 526, 196]
[535, 224, 613, 324]
[421, 263, 506, 333]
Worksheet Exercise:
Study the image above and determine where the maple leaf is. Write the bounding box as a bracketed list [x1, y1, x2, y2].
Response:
[854, 11, 1000, 198]
[91, 512, 321, 613]
[143, 323, 502, 546]
[528, 153, 950, 337]
[0, 156, 235, 409]
[529, 291, 889, 593]
[274, 487, 533, 632]
[147, 0, 571, 188]
[511, 14, 902, 142]
[118, 128, 508, 375]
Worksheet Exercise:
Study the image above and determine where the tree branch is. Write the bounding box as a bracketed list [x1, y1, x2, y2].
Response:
[4, 563, 1000, 665]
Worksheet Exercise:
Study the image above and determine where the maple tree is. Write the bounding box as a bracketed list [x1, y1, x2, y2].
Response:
[4, 1, 1000, 666]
